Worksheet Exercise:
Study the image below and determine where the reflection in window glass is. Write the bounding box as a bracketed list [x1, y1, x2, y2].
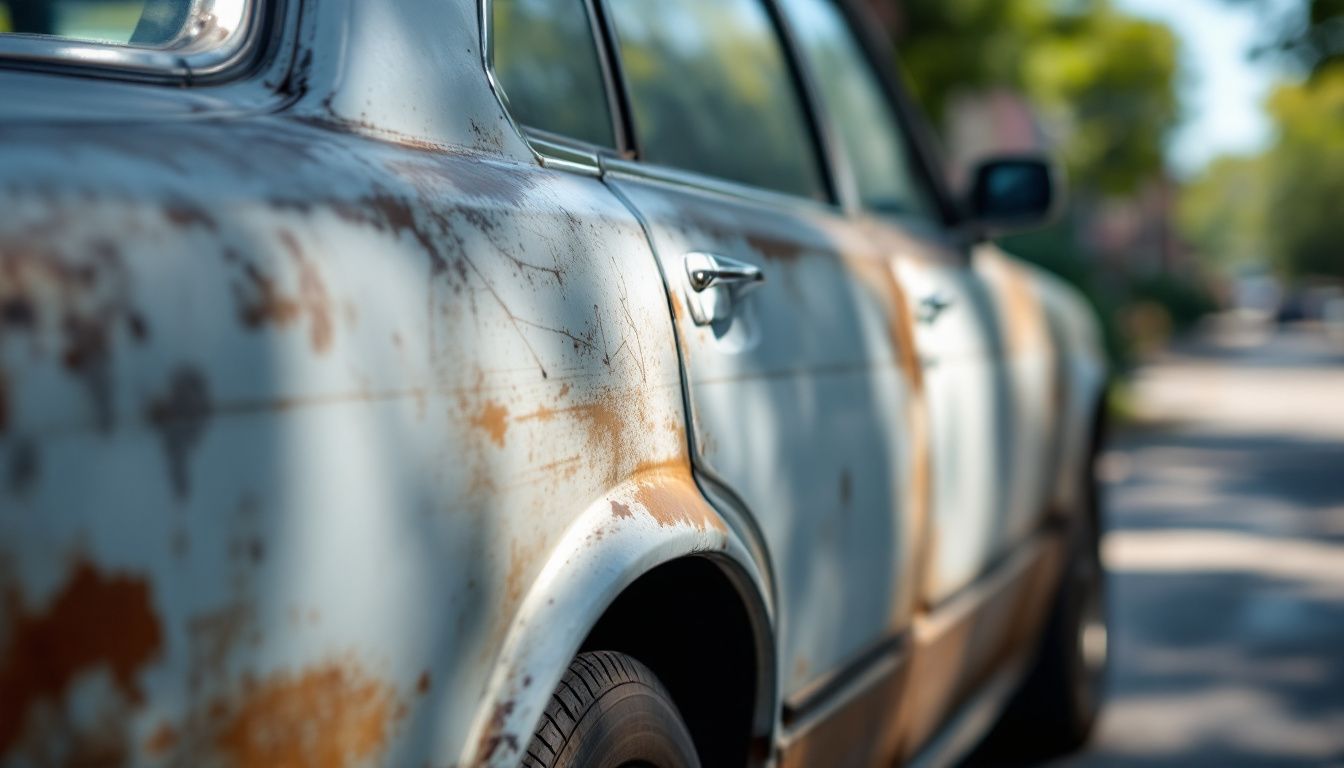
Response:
[607, 0, 827, 200]
[0, 0, 196, 47]
[492, 0, 614, 148]
[778, 0, 936, 217]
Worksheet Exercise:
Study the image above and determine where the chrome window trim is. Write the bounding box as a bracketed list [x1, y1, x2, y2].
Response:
[602, 156, 844, 219]
[478, 0, 620, 176]
[0, 0, 271, 83]
[526, 129, 604, 177]
[594, 0, 839, 207]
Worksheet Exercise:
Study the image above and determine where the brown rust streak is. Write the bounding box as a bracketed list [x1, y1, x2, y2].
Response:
[1, 242, 133, 432]
[234, 231, 334, 355]
[0, 559, 164, 755]
[476, 700, 517, 763]
[845, 253, 934, 619]
[980, 252, 1047, 358]
[211, 662, 400, 768]
[513, 395, 632, 484]
[780, 659, 907, 768]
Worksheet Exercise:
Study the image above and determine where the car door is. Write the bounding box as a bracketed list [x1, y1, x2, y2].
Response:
[775, 0, 1067, 753]
[597, 0, 928, 722]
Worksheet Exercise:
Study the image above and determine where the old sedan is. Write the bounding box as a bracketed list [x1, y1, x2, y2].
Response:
[0, 0, 1109, 766]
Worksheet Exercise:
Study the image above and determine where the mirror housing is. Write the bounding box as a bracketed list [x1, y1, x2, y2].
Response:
[963, 155, 1062, 238]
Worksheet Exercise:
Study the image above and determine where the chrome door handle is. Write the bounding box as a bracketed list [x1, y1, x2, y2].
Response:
[917, 292, 954, 324]
[685, 252, 765, 292]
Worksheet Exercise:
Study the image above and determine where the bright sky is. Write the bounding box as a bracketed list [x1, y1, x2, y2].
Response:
[1115, 0, 1293, 177]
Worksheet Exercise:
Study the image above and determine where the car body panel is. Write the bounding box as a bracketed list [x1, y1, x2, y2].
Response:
[0, 0, 1109, 765]
[604, 170, 928, 704]
[0, 88, 723, 768]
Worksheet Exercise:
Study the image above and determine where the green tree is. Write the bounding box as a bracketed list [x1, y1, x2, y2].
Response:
[1263, 63, 1344, 279]
[880, 0, 1179, 195]
[1177, 154, 1271, 271]
[1180, 65, 1344, 282]
[1019, 8, 1179, 195]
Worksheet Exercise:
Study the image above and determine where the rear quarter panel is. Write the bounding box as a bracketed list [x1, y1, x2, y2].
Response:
[0, 110, 733, 767]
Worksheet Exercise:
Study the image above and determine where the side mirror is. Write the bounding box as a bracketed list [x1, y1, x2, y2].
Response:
[964, 156, 1061, 237]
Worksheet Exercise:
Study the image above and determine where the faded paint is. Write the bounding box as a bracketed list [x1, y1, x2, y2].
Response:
[0, 0, 1107, 764]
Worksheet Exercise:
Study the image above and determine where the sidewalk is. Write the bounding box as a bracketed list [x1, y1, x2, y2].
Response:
[1057, 324, 1344, 767]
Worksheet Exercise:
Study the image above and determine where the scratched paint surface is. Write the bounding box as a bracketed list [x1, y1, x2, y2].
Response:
[0, 0, 1110, 765]
[604, 176, 928, 703]
[0, 0, 708, 760]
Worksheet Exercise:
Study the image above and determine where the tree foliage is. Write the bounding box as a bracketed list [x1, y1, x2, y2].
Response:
[1263, 63, 1344, 279]
[881, 0, 1179, 195]
[1177, 154, 1271, 271]
[1178, 61, 1344, 282]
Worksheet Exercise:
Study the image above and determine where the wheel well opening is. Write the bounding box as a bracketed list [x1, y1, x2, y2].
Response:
[579, 556, 763, 767]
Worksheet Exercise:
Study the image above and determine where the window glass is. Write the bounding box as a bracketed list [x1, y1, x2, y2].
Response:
[0, 0, 209, 47]
[492, 0, 614, 148]
[607, 0, 827, 200]
[778, 0, 936, 217]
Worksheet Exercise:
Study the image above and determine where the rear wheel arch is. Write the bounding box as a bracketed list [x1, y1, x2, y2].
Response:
[578, 554, 776, 768]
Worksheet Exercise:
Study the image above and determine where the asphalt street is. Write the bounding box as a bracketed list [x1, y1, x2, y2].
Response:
[1053, 324, 1344, 767]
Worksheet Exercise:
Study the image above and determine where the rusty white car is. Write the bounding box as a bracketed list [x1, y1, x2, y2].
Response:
[0, 0, 1110, 765]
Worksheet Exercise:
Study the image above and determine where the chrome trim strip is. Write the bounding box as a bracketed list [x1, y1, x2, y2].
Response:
[0, 0, 269, 83]
[602, 156, 844, 217]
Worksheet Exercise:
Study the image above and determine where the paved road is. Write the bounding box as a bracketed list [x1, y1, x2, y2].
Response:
[1056, 324, 1344, 767]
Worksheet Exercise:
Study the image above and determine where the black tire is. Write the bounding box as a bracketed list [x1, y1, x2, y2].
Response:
[524, 651, 702, 768]
[980, 502, 1110, 762]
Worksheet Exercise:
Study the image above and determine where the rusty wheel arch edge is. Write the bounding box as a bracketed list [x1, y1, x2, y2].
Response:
[457, 471, 778, 768]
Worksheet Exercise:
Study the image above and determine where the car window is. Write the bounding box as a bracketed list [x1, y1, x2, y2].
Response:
[607, 0, 827, 201]
[0, 0, 207, 47]
[492, 0, 615, 148]
[777, 0, 937, 218]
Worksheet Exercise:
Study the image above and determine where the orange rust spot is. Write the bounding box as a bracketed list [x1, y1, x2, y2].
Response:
[416, 671, 432, 695]
[610, 500, 633, 520]
[630, 469, 724, 532]
[212, 662, 399, 768]
[669, 292, 686, 323]
[145, 722, 179, 755]
[471, 400, 509, 447]
[0, 559, 164, 755]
